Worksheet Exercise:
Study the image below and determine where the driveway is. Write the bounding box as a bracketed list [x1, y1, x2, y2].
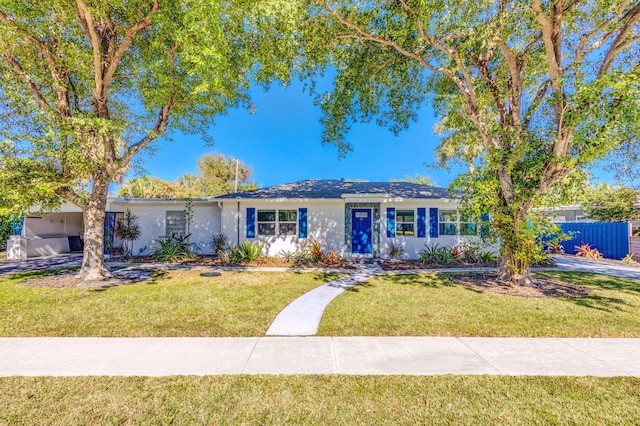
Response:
[0, 253, 83, 276]
[552, 256, 640, 281]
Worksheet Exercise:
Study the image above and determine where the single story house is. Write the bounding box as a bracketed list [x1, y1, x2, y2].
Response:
[8, 179, 487, 260]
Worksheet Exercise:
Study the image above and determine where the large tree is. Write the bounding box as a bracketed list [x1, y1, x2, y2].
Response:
[302, 0, 640, 286]
[0, 0, 298, 280]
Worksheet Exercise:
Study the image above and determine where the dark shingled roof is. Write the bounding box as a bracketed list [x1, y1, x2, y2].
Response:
[214, 179, 451, 200]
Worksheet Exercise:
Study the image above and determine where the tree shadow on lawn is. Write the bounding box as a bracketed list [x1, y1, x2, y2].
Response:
[345, 273, 456, 293]
[536, 271, 640, 295]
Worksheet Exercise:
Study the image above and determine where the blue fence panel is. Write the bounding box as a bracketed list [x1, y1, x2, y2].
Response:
[556, 222, 629, 259]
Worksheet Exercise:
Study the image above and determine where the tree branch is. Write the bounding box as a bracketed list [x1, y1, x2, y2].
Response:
[0, 53, 53, 112]
[600, 2, 640, 75]
[75, 0, 105, 103]
[102, 0, 159, 88]
[0, 8, 69, 116]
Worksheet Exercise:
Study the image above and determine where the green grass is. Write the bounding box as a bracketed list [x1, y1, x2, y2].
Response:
[0, 270, 339, 337]
[319, 271, 640, 337]
[1, 376, 638, 424]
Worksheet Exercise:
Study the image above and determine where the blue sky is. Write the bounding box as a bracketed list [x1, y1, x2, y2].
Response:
[126, 79, 617, 191]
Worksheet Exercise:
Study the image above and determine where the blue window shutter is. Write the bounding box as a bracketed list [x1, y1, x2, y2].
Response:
[429, 208, 439, 238]
[417, 208, 427, 238]
[298, 208, 308, 238]
[246, 208, 255, 238]
[386, 208, 396, 238]
[480, 213, 490, 238]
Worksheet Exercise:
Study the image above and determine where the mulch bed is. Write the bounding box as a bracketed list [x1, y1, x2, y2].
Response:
[118, 255, 357, 269]
[379, 260, 497, 271]
[447, 272, 592, 298]
[20, 269, 153, 289]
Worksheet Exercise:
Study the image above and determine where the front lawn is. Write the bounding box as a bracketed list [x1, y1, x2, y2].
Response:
[319, 271, 640, 337]
[0, 270, 339, 337]
[1, 376, 638, 424]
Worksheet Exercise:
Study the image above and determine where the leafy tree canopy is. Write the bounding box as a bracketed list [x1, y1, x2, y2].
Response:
[117, 153, 256, 198]
[581, 183, 640, 222]
[300, 0, 640, 285]
[0, 0, 301, 279]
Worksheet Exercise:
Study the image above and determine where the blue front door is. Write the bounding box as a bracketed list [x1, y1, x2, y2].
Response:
[352, 209, 372, 254]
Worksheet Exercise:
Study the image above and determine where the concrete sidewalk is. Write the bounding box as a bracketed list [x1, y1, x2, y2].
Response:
[1, 337, 638, 377]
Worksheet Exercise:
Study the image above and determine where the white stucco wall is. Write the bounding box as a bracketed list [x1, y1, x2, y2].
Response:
[378, 200, 499, 259]
[109, 200, 221, 255]
[220, 200, 345, 257]
[220, 198, 496, 259]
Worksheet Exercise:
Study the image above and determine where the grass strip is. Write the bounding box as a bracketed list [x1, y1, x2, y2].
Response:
[1, 376, 638, 425]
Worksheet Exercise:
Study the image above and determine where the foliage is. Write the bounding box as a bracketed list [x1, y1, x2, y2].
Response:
[190, 153, 256, 197]
[0, 0, 301, 278]
[151, 236, 197, 263]
[307, 239, 325, 261]
[219, 241, 264, 263]
[118, 153, 257, 198]
[301, 1, 640, 285]
[480, 251, 498, 264]
[387, 240, 404, 259]
[234, 241, 264, 263]
[622, 253, 636, 264]
[581, 184, 640, 222]
[0, 214, 13, 249]
[115, 210, 141, 258]
[324, 250, 342, 265]
[546, 243, 565, 254]
[116, 177, 179, 199]
[418, 245, 459, 266]
[209, 233, 229, 255]
[390, 174, 434, 186]
[575, 243, 604, 260]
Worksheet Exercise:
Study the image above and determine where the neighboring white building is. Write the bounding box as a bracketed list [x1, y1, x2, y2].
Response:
[8, 179, 488, 260]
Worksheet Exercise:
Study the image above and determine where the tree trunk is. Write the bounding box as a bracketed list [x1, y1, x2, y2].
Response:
[497, 247, 535, 287]
[77, 175, 111, 281]
[494, 201, 537, 287]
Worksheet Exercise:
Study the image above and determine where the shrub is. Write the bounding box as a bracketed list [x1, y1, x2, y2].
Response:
[480, 251, 498, 263]
[387, 241, 404, 259]
[575, 243, 603, 259]
[307, 239, 325, 261]
[115, 209, 141, 258]
[152, 235, 197, 262]
[325, 250, 343, 265]
[234, 240, 264, 262]
[418, 244, 459, 266]
[209, 233, 229, 255]
[622, 253, 636, 263]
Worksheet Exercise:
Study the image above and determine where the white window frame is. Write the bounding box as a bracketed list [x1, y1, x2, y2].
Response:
[439, 210, 458, 236]
[166, 210, 186, 238]
[257, 209, 297, 237]
[396, 209, 415, 236]
[439, 210, 477, 236]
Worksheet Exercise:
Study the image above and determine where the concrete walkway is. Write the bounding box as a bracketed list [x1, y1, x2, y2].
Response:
[266, 263, 383, 335]
[1, 337, 638, 377]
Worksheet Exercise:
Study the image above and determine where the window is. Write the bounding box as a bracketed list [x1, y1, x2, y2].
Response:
[439, 210, 458, 235]
[439, 210, 477, 236]
[257, 210, 276, 236]
[166, 210, 186, 238]
[459, 213, 477, 236]
[257, 209, 297, 237]
[396, 210, 415, 236]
